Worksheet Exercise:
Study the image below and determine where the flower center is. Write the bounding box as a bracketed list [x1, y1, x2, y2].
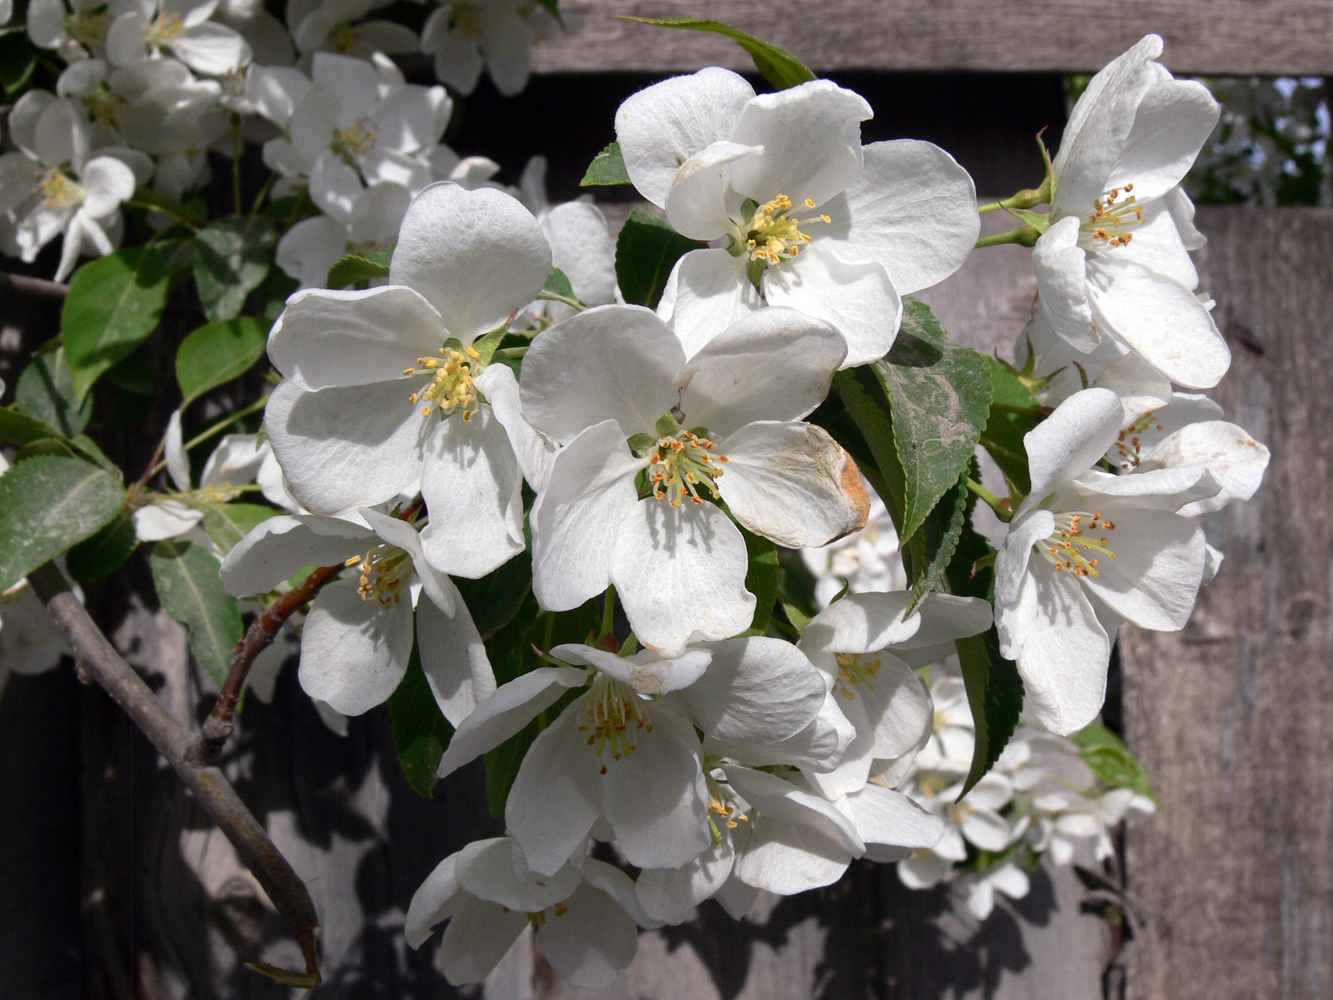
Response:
[38, 168, 84, 209]
[345, 544, 412, 605]
[1078, 183, 1144, 249]
[451, 2, 483, 39]
[1109, 411, 1165, 471]
[1038, 511, 1118, 577]
[645, 417, 728, 507]
[331, 117, 378, 161]
[331, 23, 359, 53]
[404, 345, 481, 420]
[87, 88, 128, 128]
[578, 673, 651, 772]
[523, 903, 569, 926]
[834, 651, 881, 701]
[730, 195, 831, 266]
[149, 12, 187, 46]
[67, 9, 111, 46]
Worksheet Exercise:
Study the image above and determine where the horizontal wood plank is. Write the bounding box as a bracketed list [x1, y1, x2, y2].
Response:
[537, 1, 1333, 76]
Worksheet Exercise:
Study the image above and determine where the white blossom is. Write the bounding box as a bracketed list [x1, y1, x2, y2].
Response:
[615, 67, 979, 364]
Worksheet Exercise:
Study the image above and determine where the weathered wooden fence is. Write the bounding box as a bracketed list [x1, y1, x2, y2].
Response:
[2, 3, 1330, 998]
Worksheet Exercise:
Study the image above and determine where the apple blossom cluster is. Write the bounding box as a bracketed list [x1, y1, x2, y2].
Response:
[2, 0, 569, 281]
[0, 14, 1275, 992]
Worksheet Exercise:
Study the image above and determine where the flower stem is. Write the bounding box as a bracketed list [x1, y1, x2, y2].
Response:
[599, 585, 618, 647]
[977, 175, 1052, 214]
[975, 226, 1041, 249]
[535, 289, 585, 311]
[964, 477, 1013, 521]
[142, 396, 269, 483]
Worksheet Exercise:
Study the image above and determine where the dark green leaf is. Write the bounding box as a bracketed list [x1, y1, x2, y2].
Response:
[63, 245, 173, 404]
[149, 539, 243, 688]
[201, 504, 278, 556]
[615, 206, 706, 310]
[65, 510, 139, 582]
[980, 358, 1038, 496]
[543, 267, 576, 300]
[580, 141, 631, 186]
[0, 31, 36, 97]
[176, 317, 271, 406]
[741, 527, 778, 634]
[326, 248, 393, 291]
[104, 352, 158, 396]
[15, 343, 92, 437]
[955, 629, 1024, 798]
[254, 266, 300, 321]
[455, 551, 533, 640]
[1071, 722, 1156, 801]
[0, 456, 127, 590]
[906, 473, 969, 610]
[388, 643, 454, 798]
[621, 17, 816, 89]
[193, 216, 278, 321]
[244, 964, 320, 988]
[877, 299, 992, 543]
[0, 407, 65, 448]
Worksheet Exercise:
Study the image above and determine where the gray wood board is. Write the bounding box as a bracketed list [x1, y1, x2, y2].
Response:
[536, 1, 1333, 76]
[1121, 206, 1333, 1000]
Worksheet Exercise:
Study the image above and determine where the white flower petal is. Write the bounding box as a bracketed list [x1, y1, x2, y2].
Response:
[539, 882, 639, 988]
[268, 285, 445, 390]
[837, 139, 979, 294]
[1023, 388, 1124, 504]
[507, 707, 604, 876]
[1033, 217, 1098, 352]
[418, 407, 524, 579]
[761, 240, 902, 368]
[728, 80, 871, 208]
[680, 307, 845, 436]
[838, 784, 944, 862]
[299, 576, 412, 715]
[390, 183, 550, 343]
[615, 67, 755, 208]
[656, 249, 758, 360]
[610, 499, 754, 654]
[218, 512, 368, 596]
[530, 421, 644, 612]
[435, 666, 587, 778]
[519, 304, 684, 443]
[718, 421, 869, 548]
[265, 378, 425, 514]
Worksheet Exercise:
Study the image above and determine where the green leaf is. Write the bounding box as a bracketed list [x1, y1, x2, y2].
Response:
[388, 643, 454, 798]
[876, 299, 992, 543]
[0, 456, 127, 590]
[741, 527, 779, 634]
[615, 206, 705, 310]
[15, 343, 91, 437]
[0, 407, 66, 448]
[193, 216, 278, 321]
[621, 17, 816, 90]
[1071, 723, 1156, 801]
[326, 247, 393, 290]
[149, 539, 243, 688]
[0, 31, 36, 97]
[455, 551, 533, 640]
[980, 357, 1038, 496]
[65, 511, 139, 583]
[543, 267, 576, 300]
[244, 964, 320, 988]
[954, 630, 1024, 798]
[201, 504, 277, 556]
[63, 245, 173, 404]
[906, 473, 969, 610]
[104, 352, 158, 396]
[580, 141, 631, 186]
[176, 317, 271, 406]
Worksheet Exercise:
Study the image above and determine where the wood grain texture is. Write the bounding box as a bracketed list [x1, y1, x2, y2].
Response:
[1121, 206, 1333, 1000]
[536, 1, 1333, 76]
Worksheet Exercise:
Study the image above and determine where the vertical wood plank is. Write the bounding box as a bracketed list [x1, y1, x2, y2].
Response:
[1122, 206, 1333, 1000]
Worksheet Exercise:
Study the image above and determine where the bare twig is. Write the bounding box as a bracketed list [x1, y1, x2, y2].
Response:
[193, 498, 426, 765]
[193, 562, 342, 766]
[1, 271, 70, 301]
[28, 562, 321, 984]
